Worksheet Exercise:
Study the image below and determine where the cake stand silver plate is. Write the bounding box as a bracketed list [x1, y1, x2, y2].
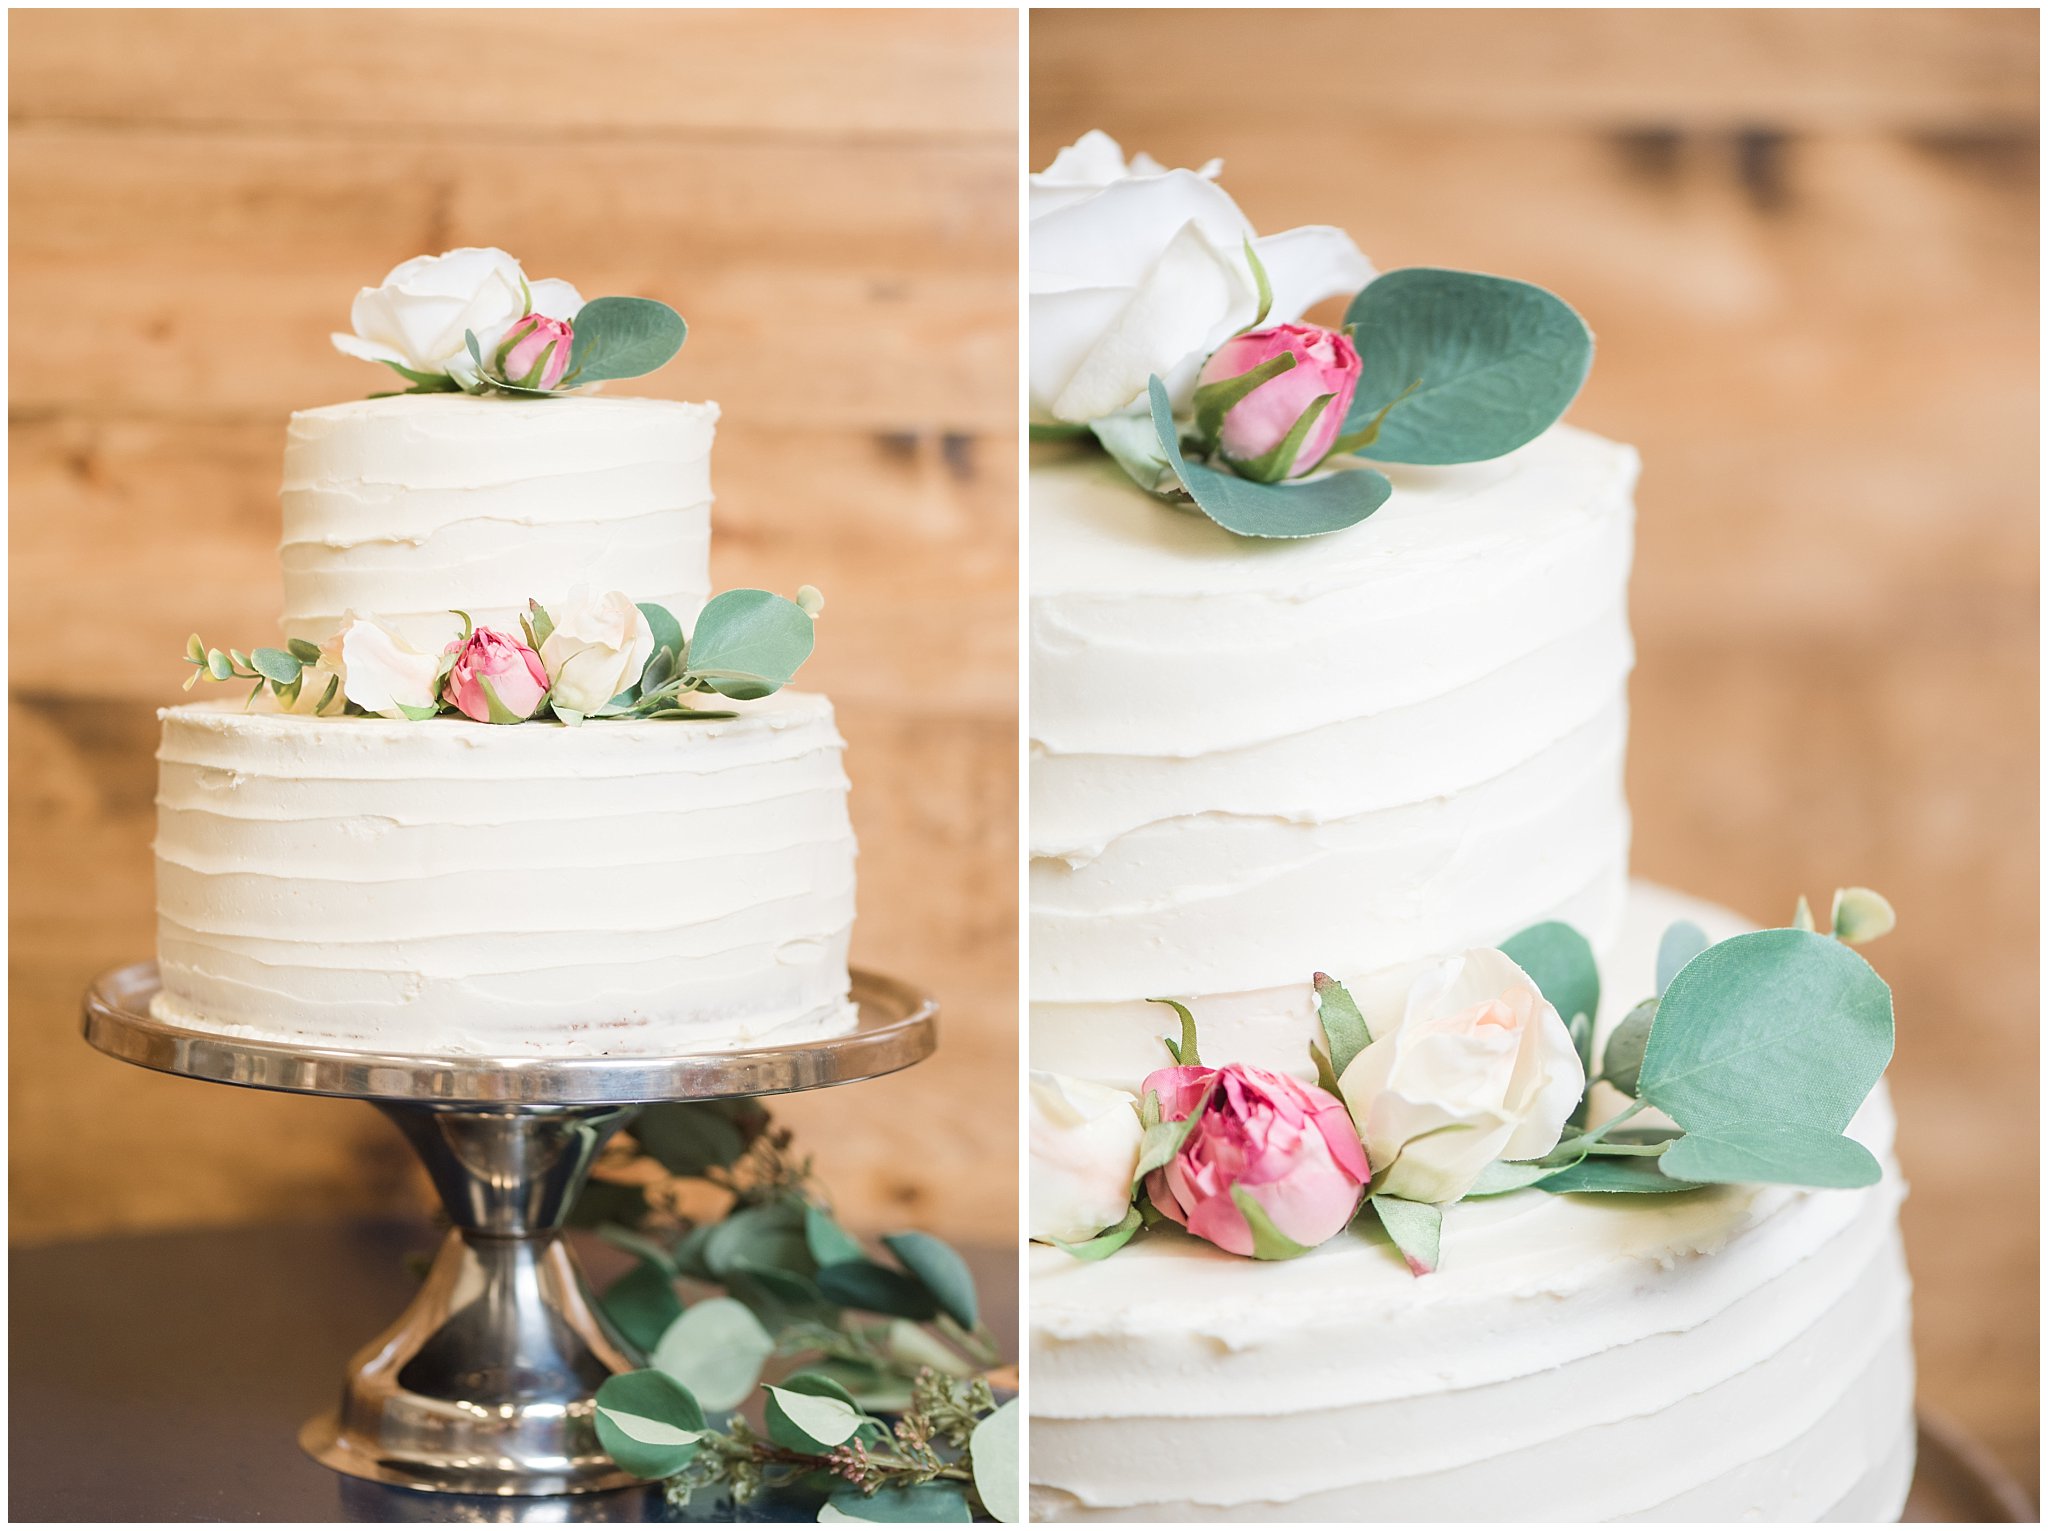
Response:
[80, 962, 938, 1497]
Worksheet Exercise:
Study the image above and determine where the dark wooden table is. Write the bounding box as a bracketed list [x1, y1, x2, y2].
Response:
[11, 1219, 1017, 1523]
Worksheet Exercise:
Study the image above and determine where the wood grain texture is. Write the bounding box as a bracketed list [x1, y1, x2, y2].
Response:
[1034, 5, 2038, 1491]
[9, 10, 1020, 1252]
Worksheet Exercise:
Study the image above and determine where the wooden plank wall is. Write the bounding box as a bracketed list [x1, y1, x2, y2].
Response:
[1035, 6, 2039, 1488]
[10, 11, 1019, 1248]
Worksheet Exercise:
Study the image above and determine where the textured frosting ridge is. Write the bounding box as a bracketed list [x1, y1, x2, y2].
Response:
[280, 394, 716, 649]
[1028, 886, 1915, 1521]
[1030, 424, 1639, 1078]
[153, 692, 858, 1055]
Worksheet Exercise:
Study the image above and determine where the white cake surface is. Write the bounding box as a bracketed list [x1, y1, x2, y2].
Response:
[1030, 424, 1638, 1082]
[1028, 884, 1916, 1522]
[280, 394, 716, 650]
[152, 691, 858, 1056]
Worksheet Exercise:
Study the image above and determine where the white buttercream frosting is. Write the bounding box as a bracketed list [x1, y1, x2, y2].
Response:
[1028, 885, 1915, 1521]
[280, 394, 716, 650]
[152, 693, 858, 1055]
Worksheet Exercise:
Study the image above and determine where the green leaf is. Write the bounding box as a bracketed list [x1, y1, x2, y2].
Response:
[804, 1204, 868, 1268]
[1793, 893, 1816, 932]
[565, 296, 688, 385]
[1656, 920, 1711, 993]
[376, 357, 462, 394]
[1240, 235, 1274, 332]
[313, 672, 342, 715]
[597, 1221, 679, 1277]
[880, 1231, 978, 1330]
[649, 1296, 774, 1412]
[1191, 351, 1295, 444]
[1601, 997, 1659, 1098]
[1050, 1204, 1141, 1261]
[565, 1176, 649, 1230]
[600, 1261, 684, 1354]
[1088, 412, 1175, 495]
[1311, 972, 1371, 1079]
[1029, 420, 1092, 441]
[971, 1398, 1022, 1523]
[1308, 1037, 1341, 1096]
[395, 701, 440, 722]
[1230, 1185, 1313, 1260]
[632, 1100, 752, 1177]
[638, 600, 685, 664]
[592, 1370, 705, 1479]
[1831, 887, 1896, 946]
[184, 633, 206, 664]
[804, 1359, 913, 1413]
[1148, 996, 1200, 1067]
[1148, 377, 1392, 539]
[1131, 1080, 1212, 1191]
[815, 1259, 941, 1321]
[1499, 920, 1600, 1037]
[683, 588, 816, 700]
[1636, 929, 1893, 1138]
[285, 637, 323, 665]
[1340, 267, 1594, 463]
[1539, 1155, 1698, 1195]
[1370, 1195, 1442, 1276]
[205, 649, 234, 680]
[1464, 1156, 1569, 1196]
[820, 1483, 971, 1522]
[475, 675, 530, 725]
[765, 1382, 868, 1450]
[1659, 1121, 1882, 1189]
[703, 1198, 813, 1281]
[882, 1316, 978, 1380]
[527, 600, 556, 649]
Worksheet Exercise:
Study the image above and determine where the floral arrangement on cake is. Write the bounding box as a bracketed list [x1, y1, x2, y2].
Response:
[182, 586, 822, 726]
[1030, 132, 1593, 538]
[1031, 888, 1897, 1276]
[333, 247, 687, 398]
[566, 1099, 1018, 1521]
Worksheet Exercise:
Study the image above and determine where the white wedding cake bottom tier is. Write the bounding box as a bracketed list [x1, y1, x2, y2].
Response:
[1028, 883, 1914, 1522]
[151, 691, 858, 1056]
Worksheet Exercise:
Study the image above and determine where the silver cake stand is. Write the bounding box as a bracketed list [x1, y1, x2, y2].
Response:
[81, 961, 937, 1499]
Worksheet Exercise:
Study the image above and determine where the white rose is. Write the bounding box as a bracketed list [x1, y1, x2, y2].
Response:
[330, 247, 584, 382]
[1030, 130, 1375, 425]
[316, 613, 441, 719]
[539, 589, 654, 715]
[1338, 948, 1585, 1205]
[1028, 1070, 1142, 1245]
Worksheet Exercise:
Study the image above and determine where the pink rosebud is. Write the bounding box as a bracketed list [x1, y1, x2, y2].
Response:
[443, 625, 549, 723]
[496, 313, 575, 390]
[1195, 322, 1362, 479]
[1140, 1061, 1368, 1257]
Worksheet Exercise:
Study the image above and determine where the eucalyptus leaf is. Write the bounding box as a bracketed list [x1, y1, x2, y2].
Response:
[1601, 997, 1659, 1098]
[285, 637, 323, 665]
[639, 601, 685, 664]
[1793, 894, 1816, 932]
[1464, 1156, 1568, 1197]
[683, 588, 815, 699]
[249, 647, 301, 684]
[804, 1204, 868, 1268]
[1539, 1155, 1698, 1195]
[703, 1199, 813, 1281]
[880, 1231, 978, 1330]
[377, 357, 462, 394]
[649, 1296, 774, 1412]
[597, 1221, 679, 1277]
[882, 1316, 979, 1379]
[1148, 996, 1200, 1067]
[820, 1483, 970, 1522]
[600, 1260, 685, 1354]
[592, 1370, 705, 1479]
[1499, 920, 1600, 1036]
[1656, 921, 1711, 993]
[804, 1359, 914, 1414]
[1340, 267, 1594, 463]
[815, 1259, 941, 1321]
[1371, 1195, 1442, 1275]
[206, 650, 234, 680]
[764, 1383, 868, 1450]
[1147, 377, 1392, 539]
[566, 296, 688, 385]
[1659, 1121, 1882, 1189]
[1230, 1185, 1313, 1261]
[185, 633, 206, 664]
[1831, 886, 1896, 946]
[633, 1100, 752, 1177]
[1311, 972, 1371, 1079]
[1088, 412, 1175, 495]
[970, 1398, 1022, 1523]
[1636, 929, 1893, 1138]
[1050, 1204, 1141, 1261]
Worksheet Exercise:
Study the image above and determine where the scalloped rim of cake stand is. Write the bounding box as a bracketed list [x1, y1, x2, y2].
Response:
[81, 961, 936, 1106]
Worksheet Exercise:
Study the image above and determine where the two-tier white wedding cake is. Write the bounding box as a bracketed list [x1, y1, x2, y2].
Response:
[153, 253, 858, 1057]
[1026, 135, 1912, 1521]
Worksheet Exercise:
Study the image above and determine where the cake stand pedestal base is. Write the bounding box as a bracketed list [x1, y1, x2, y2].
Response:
[82, 962, 937, 1498]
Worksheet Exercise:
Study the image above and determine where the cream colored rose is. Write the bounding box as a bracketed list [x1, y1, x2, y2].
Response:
[540, 589, 654, 715]
[1028, 1070, 1142, 1245]
[1338, 948, 1584, 1205]
[313, 613, 440, 719]
[1030, 130, 1374, 424]
[330, 247, 584, 383]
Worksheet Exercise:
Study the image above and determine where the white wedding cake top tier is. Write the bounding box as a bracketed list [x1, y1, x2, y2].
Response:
[281, 394, 716, 650]
[1031, 423, 1637, 1084]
